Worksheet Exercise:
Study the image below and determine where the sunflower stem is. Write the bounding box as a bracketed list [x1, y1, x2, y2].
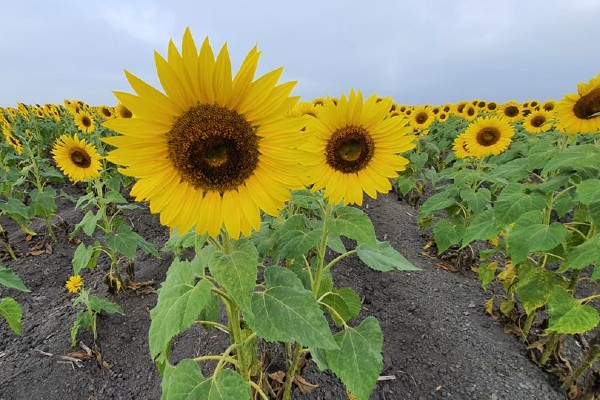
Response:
[539, 332, 560, 366]
[561, 332, 600, 390]
[282, 343, 305, 400]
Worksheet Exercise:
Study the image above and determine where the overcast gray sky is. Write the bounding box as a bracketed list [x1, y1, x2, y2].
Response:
[1, 0, 599, 108]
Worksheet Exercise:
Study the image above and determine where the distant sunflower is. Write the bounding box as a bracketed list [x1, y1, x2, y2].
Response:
[556, 72, 600, 134]
[115, 103, 133, 119]
[410, 105, 434, 131]
[301, 90, 416, 205]
[74, 111, 95, 133]
[65, 275, 83, 294]
[437, 112, 449, 123]
[97, 106, 114, 119]
[463, 116, 514, 158]
[2, 124, 23, 155]
[462, 104, 478, 121]
[523, 109, 554, 134]
[452, 133, 472, 159]
[498, 101, 522, 122]
[289, 100, 320, 118]
[486, 102, 498, 112]
[103, 28, 305, 239]
[52, 134, 102, 182]
[541, 100, 556, 112]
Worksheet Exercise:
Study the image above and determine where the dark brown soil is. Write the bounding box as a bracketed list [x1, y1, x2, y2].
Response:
[0, 188, 576, 399]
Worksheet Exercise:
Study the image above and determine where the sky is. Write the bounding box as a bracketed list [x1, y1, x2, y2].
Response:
[1, 0, 599, 108]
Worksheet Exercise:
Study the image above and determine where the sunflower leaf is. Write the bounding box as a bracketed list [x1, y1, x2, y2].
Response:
[356, 240, 419, 272]
[0, 297, 23, 335]
[0, 266, 30, 292]
[327, 206, 377, 247]
[514, 263, 567, 315]
[546, 286, 600, 334]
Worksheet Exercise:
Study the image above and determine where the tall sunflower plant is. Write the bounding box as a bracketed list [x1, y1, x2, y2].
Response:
[412, 78, 600, 392]
[103, 28, 419, 400]
[52, 131, 159, 294]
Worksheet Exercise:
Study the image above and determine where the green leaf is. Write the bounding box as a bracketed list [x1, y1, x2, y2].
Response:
[327, 234, 347, 254]
[543, 144, 600, 174]
[0, 197, 33, 219]
[320, 317, 383, 400]
[106, 224, 139, 259]
[72, 242, 96, 275]
[245, 266, 337, 350]
[417, 191, 456, 222]
[461, 209, 502, 247]
[553, 191, 576, 218]
[507, 212, 568, 264]
[564, 233, 600, 270]
[460, 187, 491, 214]
[0, 297, 23, 335]
[514, 264, 566, 315]
[272, 228, 322, 263]
[575, 179, 600, 205]
[478, 261, 497, 290]
[29, 186, 56, 216]
[74, 210, 102, 237]
[327, 206, 377, 247]
[89, 296, 124, 315]
[0, 267, 30, 292]
[356, 240, 419, 272]
[208, 239, 258, 316]
[163, 359, 250, 400]
[70, 311, 92, 346]
[320, 287, 362, 326]
[484, 158, 529, 183]
[494, 183, 548, 224]
[149, 260, 213, 362]
[546, 286, 600, 334]
[433, 219, 464, 254]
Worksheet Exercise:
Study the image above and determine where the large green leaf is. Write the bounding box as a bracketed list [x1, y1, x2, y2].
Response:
[542, 144, 600, 174]
[514, 264, 566, 315]
[245, 266, 337, 350]
[0, 266, 30, 292]
[356, 240, 419, 272]
[564, 233, 600, 270]
[507, 216, 569, 265]
[461, 209, 502, 247]
[484, 158, 529, 183]
[433, 219, 464, 254]
[320, 317, 383, 400]
[494, 183, 547, 224]
[29, 186, 56, 216]
[0, 197, 33, 219]
[320, 287, 362, 326]
[208, 239, 258, 316]
[417, 191, 456, 222]
[162, 359, 250, 400]
[73, 210, 102, 237]
[106, 224, 139, 259]
[149, 260, 213, 362]
[0, 297, 23, 335]
[575, 179, 600, 205]
[326, 206, 377, 247]
[459, 187, 491, 214]
[546, 286, 600, 334]
[272, 228, 322, 263]
[72, 242, 96, 275]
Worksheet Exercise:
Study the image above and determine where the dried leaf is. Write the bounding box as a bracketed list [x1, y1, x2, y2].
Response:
[294, 374, 318, 394]
[435, 262, 458, 273]
[268, 371, 285, 384]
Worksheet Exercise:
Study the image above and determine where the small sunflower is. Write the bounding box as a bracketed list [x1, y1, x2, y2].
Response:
[556, 72, 600, 134]
[463, 116, 514, 158]
[74, 111, 95, 133]
[103, 28, 305, 239]
[462, 104, 478, 121]
[115, 103, 133, 119]
[541, 100, 556, 112]
[52, 134, 103, 182]
[523, 109, 554, 134]
[409, 105, 434, 131]
[97, 106, 114, 120]
[301, 90, 416, 206]
[65, 275, 83, 293]
[498, 101, 523, 122]
[452, 133, 472, 159]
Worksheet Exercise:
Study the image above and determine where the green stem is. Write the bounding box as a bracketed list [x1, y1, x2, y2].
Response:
[539, 332, 560, 366]
[520, 312, 535, 343]
[568, 269, 582, 291]
[323, 249, 357, 273]
[312, 203, 333, 297]
[227, 301, 250, 380]
[282, 344, 305, 400]
[193, 355, 239, 366]
[248, 380, 270, 400]
[561, 333, 600, 390]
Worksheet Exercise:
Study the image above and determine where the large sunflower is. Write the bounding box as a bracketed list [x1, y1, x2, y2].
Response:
[102, 28, 305, 239]
[52, 134, 102, 182]
[463, 116, 514, 158]
[301, 90, 416, 206]
[556, 72, 600, 134]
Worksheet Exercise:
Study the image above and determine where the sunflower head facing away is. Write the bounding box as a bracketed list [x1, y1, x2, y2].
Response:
[463, 116, 515, 158]
[102, 28, 305, 239]
[556, 72, 600, 134]
[52, 134, 102, 182]
[301, 90, 416, 206]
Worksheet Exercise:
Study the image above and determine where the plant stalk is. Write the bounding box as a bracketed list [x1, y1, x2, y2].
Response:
[282, 343, 304, 400]
[539, 332, 560, 366]
[561, 332, 600, 390]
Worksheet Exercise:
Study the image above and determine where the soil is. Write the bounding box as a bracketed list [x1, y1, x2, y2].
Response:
[0, 185, 593, 399]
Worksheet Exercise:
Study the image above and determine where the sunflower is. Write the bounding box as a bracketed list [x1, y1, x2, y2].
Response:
[498, 101, 523, 122]
[462, 104, 478, 121]
[409, 105, 434, 131]
[102, 28, 305, 239]
[452, 133, 472, 159]
[301, 90, 416, 206]
[288, 100, 321, 118]
[52, 134, 102, 182]
[462, 116, 514, 158]
[74, 111, 95, 133]
[556, 72, 600, 134]
[97, 106, 114, 120]
[541, 100, 556, 112]
[523, 109, 554, 134]
[115, 103, 133, 119]
[2, 124, 23, 155]
[65, 275, 83, 293]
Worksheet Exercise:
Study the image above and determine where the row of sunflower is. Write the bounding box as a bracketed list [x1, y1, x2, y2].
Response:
[1, 26, 599, 398]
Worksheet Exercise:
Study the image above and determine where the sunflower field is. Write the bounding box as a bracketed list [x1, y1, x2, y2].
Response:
[1, 28, 600, 399]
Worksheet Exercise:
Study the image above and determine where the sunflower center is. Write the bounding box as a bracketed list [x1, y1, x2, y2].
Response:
[476, 128, 501, 147]
[70, 149, 92, 168]
[573, 88, 600, 119]
[531, 115, 546, 128]
[167, 104, 259, 192]
[82, 116, 92, 127]
[504, 106, 520, 118]
[326, 126, 374, 173]
[415, 112, 428, 124]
